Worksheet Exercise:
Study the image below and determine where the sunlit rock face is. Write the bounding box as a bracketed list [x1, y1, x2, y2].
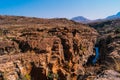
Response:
[0, 16, 98, 80]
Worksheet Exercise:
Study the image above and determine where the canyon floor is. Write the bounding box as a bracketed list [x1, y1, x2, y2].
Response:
[0, 16, 120, 80]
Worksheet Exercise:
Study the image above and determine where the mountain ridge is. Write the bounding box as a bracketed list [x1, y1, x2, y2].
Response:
[106, 12, 120, 20]
[71, 16, 90, 23]
[71, 12, 120, 23]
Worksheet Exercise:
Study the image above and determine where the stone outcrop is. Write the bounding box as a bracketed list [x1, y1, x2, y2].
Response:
[0, 16, 98, 80]
[0, 41, 19, 55]
[95, 70, 120, 80]
[88, 19, 120, 80]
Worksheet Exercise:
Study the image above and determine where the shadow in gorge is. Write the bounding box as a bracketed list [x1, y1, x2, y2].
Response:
[0, 73, 4, 80]
[30, 62, 47, 80]
[85, 46, 100, 66]
[0, 76, 3, 80]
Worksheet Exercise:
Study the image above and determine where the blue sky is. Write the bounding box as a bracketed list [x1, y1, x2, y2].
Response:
[0, 0, 120, 19]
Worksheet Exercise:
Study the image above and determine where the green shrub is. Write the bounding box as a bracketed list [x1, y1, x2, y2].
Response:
[22, 74, 31, 80]
[47, 72, 59, 79]
[47, 72, 54, 79]
[54, 73, 59, 79]
[79, 44, 86, 52]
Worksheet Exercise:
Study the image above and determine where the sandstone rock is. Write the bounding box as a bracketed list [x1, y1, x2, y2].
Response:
[0, 41, 18, 55]
[95, 70, 120, 80]
[0, 17, 98, 80]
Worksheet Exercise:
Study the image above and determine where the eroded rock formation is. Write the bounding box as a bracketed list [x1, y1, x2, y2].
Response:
[0, 16, 98, 80]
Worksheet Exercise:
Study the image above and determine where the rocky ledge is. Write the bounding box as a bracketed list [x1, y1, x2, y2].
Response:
[0, 16, 98, 80]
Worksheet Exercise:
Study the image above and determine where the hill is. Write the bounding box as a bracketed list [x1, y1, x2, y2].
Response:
[72, 11, 120, 24]
[71, 16, 90, 23]
[106, 12, 120, 20]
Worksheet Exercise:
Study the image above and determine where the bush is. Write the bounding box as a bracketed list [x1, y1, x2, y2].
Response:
[22, 74, 31, 80]
[47, 72, 54, 79]
[47, 72, 59, 79]
[79, 44, 86, 52]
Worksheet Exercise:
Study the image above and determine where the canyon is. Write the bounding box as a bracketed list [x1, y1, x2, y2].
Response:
[0, 15, 120, 80]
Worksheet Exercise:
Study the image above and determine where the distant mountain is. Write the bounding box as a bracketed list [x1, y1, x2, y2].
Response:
[71, 16, 90, 23]
[72, 12, 120, 24]
[106, 12, 120, 20]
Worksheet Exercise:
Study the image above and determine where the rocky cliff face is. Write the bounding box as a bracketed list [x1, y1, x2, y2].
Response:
[88, 19, 120, 80]
[0, 16, 98, 80]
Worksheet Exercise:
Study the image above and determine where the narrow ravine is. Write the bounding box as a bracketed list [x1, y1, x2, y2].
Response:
[92, 47, 99, 64]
